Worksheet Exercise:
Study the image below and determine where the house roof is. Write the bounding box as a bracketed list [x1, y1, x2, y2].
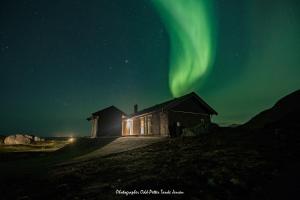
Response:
[128, 92, 218, 117]
[87, 106, 126, 121]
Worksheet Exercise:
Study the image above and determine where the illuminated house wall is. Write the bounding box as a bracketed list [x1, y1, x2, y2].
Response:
[122, 112, 168, 136]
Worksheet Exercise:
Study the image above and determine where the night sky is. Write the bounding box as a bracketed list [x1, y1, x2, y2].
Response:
[0, 0, 299, 136]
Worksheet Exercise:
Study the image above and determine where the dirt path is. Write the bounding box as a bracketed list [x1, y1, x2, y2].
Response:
[60, 136, 167, 165]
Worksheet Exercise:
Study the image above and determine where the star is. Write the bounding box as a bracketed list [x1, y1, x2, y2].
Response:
[124, 59, 129, 64]
[0, 45, 8, 52]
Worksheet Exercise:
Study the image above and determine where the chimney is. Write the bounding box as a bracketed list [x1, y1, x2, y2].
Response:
[134, 104, 138, 113]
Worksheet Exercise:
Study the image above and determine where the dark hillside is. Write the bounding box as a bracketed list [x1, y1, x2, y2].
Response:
[242, 89, 300, 129]
[1, 128, 299, 200]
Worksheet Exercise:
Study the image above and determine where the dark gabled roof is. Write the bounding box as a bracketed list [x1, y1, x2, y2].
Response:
[128, 92, 217, 117]
[92, 105, 126, 116]
[87, 106, 126, 121]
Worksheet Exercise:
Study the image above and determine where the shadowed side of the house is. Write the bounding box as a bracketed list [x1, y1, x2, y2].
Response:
[87, 106, 126, 137]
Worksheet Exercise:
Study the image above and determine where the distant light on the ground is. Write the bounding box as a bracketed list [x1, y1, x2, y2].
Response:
[68, 137, 75, 143]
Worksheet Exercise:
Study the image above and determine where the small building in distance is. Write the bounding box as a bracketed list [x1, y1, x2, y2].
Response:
[87, 106, 126, 137]
[122, 92, 218, 137]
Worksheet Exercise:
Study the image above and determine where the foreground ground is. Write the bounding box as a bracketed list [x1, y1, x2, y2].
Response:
[0, 129, 299, 200]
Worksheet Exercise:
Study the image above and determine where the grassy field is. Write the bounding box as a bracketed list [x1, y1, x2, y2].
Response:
[0, 129, 299, 200]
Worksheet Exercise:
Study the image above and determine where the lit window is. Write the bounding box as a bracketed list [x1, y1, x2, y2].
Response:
[126, 119, 133, 135]
[147, 115, 152, 134]
[140, 117, 145, 135]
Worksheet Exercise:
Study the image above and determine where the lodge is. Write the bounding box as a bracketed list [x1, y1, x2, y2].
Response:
[87, 92, 217, 137]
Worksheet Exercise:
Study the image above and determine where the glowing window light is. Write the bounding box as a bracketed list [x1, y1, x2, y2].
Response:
[126, 119, 133, 135]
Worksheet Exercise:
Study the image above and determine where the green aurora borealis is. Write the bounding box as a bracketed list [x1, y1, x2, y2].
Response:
[152, 0, 216, 97]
